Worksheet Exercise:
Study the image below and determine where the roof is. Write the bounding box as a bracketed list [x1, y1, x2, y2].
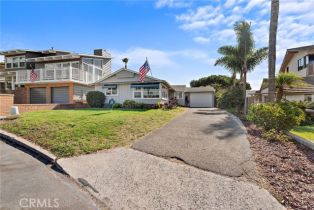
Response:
[0, 49, 71, 56]
[279, 45, 314, 72]
[185, 86, 215, 92]
[259, 78, 268, 91]
[94, 68, 173, 90]
[171, 85, 186, 91]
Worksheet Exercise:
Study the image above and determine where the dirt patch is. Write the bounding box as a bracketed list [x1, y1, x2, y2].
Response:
[243, 121, 314, 210]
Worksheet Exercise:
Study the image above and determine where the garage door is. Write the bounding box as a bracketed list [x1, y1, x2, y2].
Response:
[51, 87, 69, 104]
[190, 92, 214, 108]
[30, 88, 46, 104]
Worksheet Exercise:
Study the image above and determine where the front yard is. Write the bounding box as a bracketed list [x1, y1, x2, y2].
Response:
[291, 124, 314, 142]
[0, 108, 184, 157]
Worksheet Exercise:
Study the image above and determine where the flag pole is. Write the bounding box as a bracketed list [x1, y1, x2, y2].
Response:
[146, 57, 153, 76]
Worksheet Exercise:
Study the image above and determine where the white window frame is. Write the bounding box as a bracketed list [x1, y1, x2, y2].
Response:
[104, 87, 118, 96]
[5, 55, 26, 69]
[132, 86, 160, 99]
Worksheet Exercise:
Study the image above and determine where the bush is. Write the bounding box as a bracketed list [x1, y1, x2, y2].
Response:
[217, 85, 244, 113]
[261, 129, 290, 142]
[247, 101, 305, 131]
[112, 103, 122, 109]
[290, 101, 314, 125]
[86, 91, 105, 108]
[306, 102, 314, 109]
[123, 100, 137, 109]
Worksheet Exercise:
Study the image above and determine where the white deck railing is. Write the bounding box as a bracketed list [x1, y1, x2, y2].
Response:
[16, 63, 104, 84]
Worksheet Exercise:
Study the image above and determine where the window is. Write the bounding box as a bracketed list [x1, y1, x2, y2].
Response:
[105, 87, 117, 96]
[175, 91, 183, 99]
[143, 88, 159, 98]
[298, 56, 310, 71]
[133, 87, 142, 98]
[304, 94, 312, 102]
[162, 90, 168, 99]
[5, 56, 25, 69]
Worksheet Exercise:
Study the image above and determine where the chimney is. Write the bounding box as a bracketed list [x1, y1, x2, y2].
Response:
[94, 49, 111, 58]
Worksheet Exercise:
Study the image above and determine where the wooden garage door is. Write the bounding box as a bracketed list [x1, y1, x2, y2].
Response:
[51, 87, 69, 104]
[30, 88, 46, 104]
[190, 92, 214, 108]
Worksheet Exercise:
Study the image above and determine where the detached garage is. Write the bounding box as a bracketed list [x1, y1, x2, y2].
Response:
[185, 86, 215, 108]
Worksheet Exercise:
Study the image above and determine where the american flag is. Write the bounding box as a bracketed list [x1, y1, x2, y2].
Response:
[30, 69, 38, 82]
[139, 60, 150, 82]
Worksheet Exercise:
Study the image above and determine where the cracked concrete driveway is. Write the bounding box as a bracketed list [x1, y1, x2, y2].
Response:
[132, 108, 255, 177]
[58, 148, 284, 210]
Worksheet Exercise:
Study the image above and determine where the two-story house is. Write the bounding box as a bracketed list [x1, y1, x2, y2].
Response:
[279, 45, 314, 102]
[257, 45, 314, 103]
[0, 48, 111, 104]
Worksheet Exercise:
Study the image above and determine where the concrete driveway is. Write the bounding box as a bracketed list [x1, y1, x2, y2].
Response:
[0, 140, 102, 210]
[132, 108, 255, 177]
[58, 148, 284, 210]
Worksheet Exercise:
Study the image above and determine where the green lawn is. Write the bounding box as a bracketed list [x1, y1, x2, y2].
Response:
[291, 124, 314, 143]
[0, 108, 185, 157]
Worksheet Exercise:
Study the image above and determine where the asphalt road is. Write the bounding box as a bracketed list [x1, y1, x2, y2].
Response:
[132, 108, 255, 177]
[0, 140, 102, 210]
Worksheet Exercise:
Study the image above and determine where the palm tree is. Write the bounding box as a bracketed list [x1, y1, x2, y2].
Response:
[214, 46, 241, 86]
[233, 21, 268, 113]
[268, 0, 280, 102]
[276, 73, 304, 101]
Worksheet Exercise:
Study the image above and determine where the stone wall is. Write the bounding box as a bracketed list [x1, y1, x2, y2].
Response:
[0, 94, 14, 116]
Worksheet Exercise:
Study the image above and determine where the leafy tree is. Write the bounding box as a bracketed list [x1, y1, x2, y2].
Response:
[276, 73, 304, 101]
[190, 75, 251, 91]
[268, 0, 280, 102]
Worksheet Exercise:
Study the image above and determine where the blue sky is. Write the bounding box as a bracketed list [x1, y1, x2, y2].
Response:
[1, 0, 313, 89]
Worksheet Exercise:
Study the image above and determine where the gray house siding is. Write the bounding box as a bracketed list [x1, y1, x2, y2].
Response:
[74, 84, 94, 101]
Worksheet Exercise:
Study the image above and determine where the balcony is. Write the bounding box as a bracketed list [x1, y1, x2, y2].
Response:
[15, 63, 103, 84]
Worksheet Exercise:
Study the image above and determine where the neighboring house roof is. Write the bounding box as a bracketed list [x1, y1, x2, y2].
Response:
[171, 85, 186, 91]
[259, 78, 268, 91]
[26, 53, 111, 62]
[0, 49, 71, 56]
[185, 86, 215, 92]
[279, 45, 314, 72]
[94, 68, 173, 90]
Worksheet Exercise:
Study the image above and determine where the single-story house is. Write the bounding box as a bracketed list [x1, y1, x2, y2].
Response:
[94, 68, 215, 108]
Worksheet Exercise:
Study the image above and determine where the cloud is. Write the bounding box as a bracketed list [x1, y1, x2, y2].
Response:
[155, 0, 192, 8]
[193, 36, 210, 44]
[172, 0, 314, 89]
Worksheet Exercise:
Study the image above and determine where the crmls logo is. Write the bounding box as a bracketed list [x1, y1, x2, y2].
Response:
[19, 198, 59, 208]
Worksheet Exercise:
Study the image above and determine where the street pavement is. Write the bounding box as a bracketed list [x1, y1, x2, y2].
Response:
[0, 140, 103, 210]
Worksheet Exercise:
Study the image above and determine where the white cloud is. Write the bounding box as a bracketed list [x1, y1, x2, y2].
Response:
[155, 0, 192, 8]
[193, 36, 210, 44]
[224, 0, 236, 8]
[172, 0, 314, 89]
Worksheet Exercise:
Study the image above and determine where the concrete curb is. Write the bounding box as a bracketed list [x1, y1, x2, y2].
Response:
[0, 129, 57, 163]
[287, 131, 314, 150]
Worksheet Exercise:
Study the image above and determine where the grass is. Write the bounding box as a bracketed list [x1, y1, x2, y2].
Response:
[0, 108, 185, 157]
[291, 124, 314, 143]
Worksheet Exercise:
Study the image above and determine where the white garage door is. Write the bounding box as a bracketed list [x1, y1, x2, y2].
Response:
[190, 92, 214, 108]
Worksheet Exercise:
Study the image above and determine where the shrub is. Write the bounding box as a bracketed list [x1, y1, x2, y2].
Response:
[217, 85, 244, 113]
[112, 103, 122, 109]
[290, 101, 314, 125]
[86, 91, 105, 108]
[306, 102, 314, 109]
[247, 101, 305, 131]
[122, 100, 137, 109]
[261, 129, 290, 142]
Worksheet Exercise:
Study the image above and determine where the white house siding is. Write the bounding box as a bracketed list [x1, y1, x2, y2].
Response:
[286, 51, 308, 77]
[73, 84, 94, 101]
[102, 59, 111, 76]
[285, 94, 314, 102]
[95, 83, 167, 105]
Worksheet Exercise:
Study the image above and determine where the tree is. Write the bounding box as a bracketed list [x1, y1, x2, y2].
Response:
[214, 46, 241, 86]
[276, 73, 304, 101]
[268, 0, 280, 102]
[234, 21, 268, 113]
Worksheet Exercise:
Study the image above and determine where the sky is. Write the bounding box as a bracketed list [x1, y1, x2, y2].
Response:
[1, 0, 313, 89]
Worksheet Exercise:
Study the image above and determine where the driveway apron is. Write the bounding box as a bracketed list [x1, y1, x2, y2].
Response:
[132, 108, 255, 177]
